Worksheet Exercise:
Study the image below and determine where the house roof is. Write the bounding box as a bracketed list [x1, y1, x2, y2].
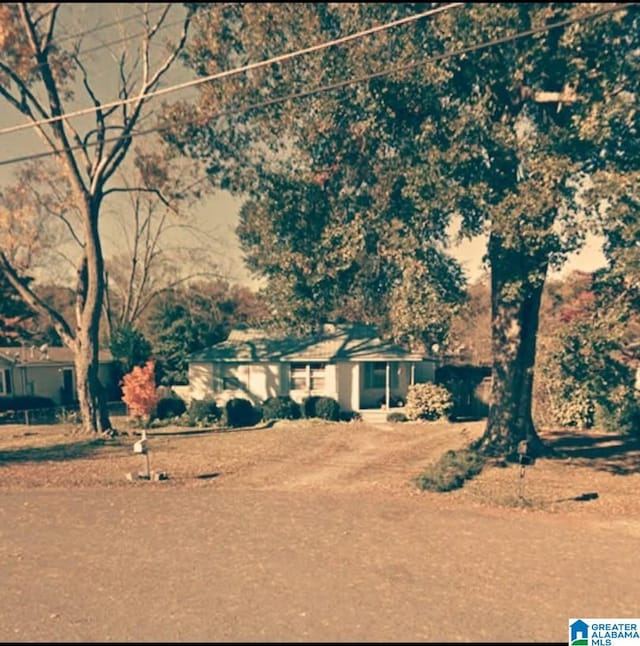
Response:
[189, 324, 430, 364]
[0, 346, 114, 365]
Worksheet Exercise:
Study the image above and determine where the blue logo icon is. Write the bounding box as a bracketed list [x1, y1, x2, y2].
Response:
[571, 619, 589, 646]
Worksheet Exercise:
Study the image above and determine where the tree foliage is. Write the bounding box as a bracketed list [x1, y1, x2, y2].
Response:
[121, 360, 159, 423]
[143, 279, 267, 384]
[0, 3, 193, 434]
[168, 3, 639, 457]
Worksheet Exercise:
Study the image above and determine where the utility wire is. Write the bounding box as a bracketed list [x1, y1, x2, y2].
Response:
[0, 3, 465, 137]
[13, 9, 188, 86]
[52, 4, 167, 47]
[0, 1, 634, 169]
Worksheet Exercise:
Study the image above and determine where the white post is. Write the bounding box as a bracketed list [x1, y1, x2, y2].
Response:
[385, 362, 390, 409]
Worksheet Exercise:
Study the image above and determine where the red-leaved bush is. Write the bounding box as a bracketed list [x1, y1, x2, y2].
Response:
[121, 360, 159, 421]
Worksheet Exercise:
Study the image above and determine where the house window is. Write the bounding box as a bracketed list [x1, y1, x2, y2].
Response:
[0, 368, 12, 395]
[290, 363, 326, 391]
[290, 364, 308, 390]
[364, 362, 398, 389]
[309, 363, 325, 390]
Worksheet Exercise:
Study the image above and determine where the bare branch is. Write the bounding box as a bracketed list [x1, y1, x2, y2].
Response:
[98, 9, 192, 186]
[41, 3, 61, 52]
[102, 185, 179, 214]
[72, 53, 103, 172]
[17, 4, 88, 197]
[0, 250, 75, 348]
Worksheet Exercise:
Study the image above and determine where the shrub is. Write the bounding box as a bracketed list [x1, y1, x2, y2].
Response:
[595, 392, 640, 436]
[339, 411, 362, 422]
[223, 397, 257, 428]
[387, 411, 408, 423]
[405, 383, 453, 421]
[121, 360, 159, 424]
[414, 449, 486, 492]
[0, 395, 56, 412]
[262, 396, 301, 421]
[377, 394, 405, 408]
[154, 395, 187, 420]
[187, 399, 221, 426]
[550, 387, 596, 429]
[303, 396, 340, 421]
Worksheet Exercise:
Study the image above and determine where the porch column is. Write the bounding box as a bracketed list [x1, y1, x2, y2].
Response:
[410, 362, 415, 386]
[385, 362, 390, 409]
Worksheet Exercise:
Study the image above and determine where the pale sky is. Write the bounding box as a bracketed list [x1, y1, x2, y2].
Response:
[0, 3, 608, 290]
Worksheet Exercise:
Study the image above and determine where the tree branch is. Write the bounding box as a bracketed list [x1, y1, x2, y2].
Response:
[18, 4, 89, 197]
[97, 8, 192, 187]
[0, 251, 75, 348]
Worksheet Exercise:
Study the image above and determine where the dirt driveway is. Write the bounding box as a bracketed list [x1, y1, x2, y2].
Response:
[1, 418, 639, 642]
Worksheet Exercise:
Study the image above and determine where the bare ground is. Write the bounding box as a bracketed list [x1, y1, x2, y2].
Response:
[1, 417, 639, 641]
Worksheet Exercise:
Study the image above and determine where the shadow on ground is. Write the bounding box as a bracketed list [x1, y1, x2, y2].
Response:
[0, 439, 109, 465]
[543, 430, 640, 475]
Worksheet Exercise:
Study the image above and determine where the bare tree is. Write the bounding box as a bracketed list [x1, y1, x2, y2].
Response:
[102, 147, 224, 339]
[0, 3, 193, 433]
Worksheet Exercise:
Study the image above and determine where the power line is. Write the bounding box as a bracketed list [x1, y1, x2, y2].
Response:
[52, 4, 167, 47]
[0, 1, 634, 169]
[0, 3, 465, 138]
[13, 8, 188, 86]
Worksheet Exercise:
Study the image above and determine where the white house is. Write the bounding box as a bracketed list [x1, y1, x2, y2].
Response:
[188, 323, 437, 413]
[0, 345, 119, 405]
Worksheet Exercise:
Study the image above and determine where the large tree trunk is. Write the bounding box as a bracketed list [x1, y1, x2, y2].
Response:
[475, 232, 549, 460]
[75, 339, 111, 435]
[75, 205, 112, 435]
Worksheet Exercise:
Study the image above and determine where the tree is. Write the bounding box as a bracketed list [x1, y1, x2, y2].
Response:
[102, 145, 223, 339]
[0, 4, 193, 433]
[0, 272, 36, 345]
[109, 324, 152, 374]
[143, 279, 267, 384]
[168, 3, 639, 458]
[121, 359, 159, 425]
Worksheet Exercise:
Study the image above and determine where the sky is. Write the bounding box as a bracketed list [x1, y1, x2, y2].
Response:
[0, 3, 608, 290]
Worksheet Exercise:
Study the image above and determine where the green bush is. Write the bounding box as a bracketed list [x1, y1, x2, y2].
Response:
[223, 397, 257, 428]
[595, 393, 640, 436]
[0, 395, 56, 412]
[550, 387, 596, 429]
[187, 399, 221, 426]
[262, 396, 301, 421]
[387, 411, 408, 423]
[154, 395, 187, 420]
[414, 449, 486, 492]
[405, 383, 453, 421]
[377, 394, 405, 408]
[302, 396, 321, 419]
[303, 396, 340, 421]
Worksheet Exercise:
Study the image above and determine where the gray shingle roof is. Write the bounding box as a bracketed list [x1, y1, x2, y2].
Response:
[0, 346, 114, 365]
[189, 324, 428, 363]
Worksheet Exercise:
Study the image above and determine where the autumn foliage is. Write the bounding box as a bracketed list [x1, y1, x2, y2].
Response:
[121, 360, 159, 421]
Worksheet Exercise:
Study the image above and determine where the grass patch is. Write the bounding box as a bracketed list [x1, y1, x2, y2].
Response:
[0, 438, 110, 464]
[414, 448, 486, 492]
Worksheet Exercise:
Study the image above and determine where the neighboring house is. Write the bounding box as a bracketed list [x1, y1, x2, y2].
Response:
[0, 345, 119, 406]
[188, 323, 437, 413]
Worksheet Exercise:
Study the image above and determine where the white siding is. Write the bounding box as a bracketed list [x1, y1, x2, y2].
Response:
[188, 362, 215, 401]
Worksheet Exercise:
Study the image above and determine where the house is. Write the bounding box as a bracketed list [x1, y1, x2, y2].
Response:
[187, 323, 437, 413]
[0, 345, 119, 406]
